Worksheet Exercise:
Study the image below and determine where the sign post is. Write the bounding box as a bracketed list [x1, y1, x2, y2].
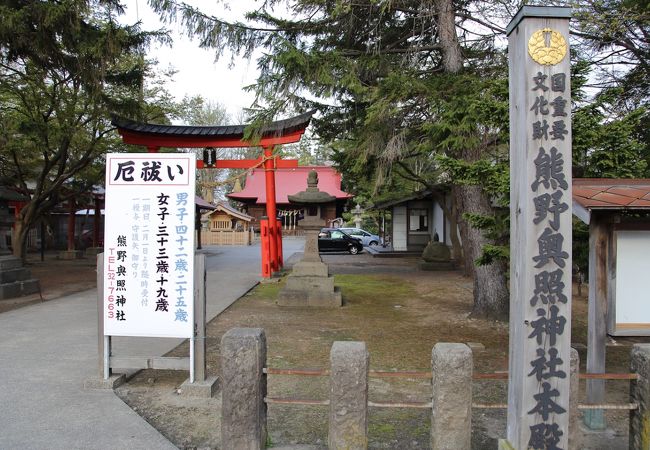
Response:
[503, 6, 573, 449]
[104, 153, 196, 340]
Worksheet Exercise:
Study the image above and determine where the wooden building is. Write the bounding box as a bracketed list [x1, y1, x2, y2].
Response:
[573, 178, 650, 429]
[373, 189, 457, 253]
[201, 201, 254, 246]
[573, 178, 650, 337]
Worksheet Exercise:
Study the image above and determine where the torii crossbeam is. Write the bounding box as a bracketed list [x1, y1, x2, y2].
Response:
[112, 111, 315, 277]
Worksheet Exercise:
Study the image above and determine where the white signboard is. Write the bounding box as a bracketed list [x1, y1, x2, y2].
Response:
[615, 231, 650, 331]
[104, 153, 196, 338]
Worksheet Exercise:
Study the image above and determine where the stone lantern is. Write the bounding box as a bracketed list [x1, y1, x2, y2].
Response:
[352, 203, 364, 229]
[287, 169, 335, 247]
[278, 170, 341, 307]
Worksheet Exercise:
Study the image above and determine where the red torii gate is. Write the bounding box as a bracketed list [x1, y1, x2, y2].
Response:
[111, 111, 314, 277]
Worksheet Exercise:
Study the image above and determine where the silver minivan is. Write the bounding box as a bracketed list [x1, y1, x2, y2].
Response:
[339, 228, 382, 246]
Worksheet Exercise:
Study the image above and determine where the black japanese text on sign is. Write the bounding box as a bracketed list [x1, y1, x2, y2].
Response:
[103, 153, 196, 339]
[527, 68, 571, 450]
[109, 157, 191, 186]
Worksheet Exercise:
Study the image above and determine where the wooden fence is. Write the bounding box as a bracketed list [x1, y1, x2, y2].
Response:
[200, 230, 252, 246]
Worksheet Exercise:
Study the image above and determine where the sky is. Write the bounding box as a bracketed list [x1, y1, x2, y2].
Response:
[121, 1, 260, 121]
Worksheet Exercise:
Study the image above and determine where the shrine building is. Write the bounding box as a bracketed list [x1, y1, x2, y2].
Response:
[227, 166, 353, 227]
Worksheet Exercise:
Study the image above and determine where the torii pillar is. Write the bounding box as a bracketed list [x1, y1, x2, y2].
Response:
[263, 146, 280, 270]
[112, 111, 315, 277]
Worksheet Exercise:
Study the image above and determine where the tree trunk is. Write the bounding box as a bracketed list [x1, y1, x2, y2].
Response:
[452, 184, 509, 320]
[434, 0, 463, 74]
[11, 202, 38, 262]
[11, 220, 29, 261]
[433, 0, 509, 319]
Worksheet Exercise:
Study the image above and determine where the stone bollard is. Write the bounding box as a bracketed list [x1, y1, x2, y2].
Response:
[431, 343, 472, 450]
[630, 344, 650, 450]
[328, 341, 369, 450]
[569, 347, 581, 449]
[221, 328, 267, 450]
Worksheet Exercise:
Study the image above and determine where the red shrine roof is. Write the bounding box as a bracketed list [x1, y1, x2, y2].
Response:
[228, 166, 353, 204]
[573, 178, 650, 223]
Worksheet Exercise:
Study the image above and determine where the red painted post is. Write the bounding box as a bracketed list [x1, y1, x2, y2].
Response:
[260, 218, 271, 278]
[276, 219, 283, 269]
[263, 146, 279, 272]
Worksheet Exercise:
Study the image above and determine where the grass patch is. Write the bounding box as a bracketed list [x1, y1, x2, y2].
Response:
[333, 274, 416, 305]
[243, 273, 416, 308]
[245, 278, 286, 299]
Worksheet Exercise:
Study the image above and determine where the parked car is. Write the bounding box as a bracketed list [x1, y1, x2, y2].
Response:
[338, 227, 381, 246]
[318, 228, 364, 255]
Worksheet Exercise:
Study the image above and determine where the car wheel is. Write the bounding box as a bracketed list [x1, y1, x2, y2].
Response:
[369, 241, 379, 246]
[349, 245, 359, 255]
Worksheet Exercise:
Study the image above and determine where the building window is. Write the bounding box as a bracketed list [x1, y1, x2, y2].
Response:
[409, 208, 428, 232]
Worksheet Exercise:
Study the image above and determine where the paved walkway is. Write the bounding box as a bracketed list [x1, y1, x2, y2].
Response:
[0, 239, 305, 450]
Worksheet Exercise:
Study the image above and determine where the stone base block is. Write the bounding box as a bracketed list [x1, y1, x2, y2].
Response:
[0, 279, 40, 300]
[278, 287, 342, 308]
[283, 275, 335, 292]
[291, 261, 329, 277]
[84, 374, 126, 390]
[0, 267, 32, 283]
[418, 260, 455, 271]
[58, 250, 83, 260]
[179, 376, 220, 398]
[0, 256, 22, 270]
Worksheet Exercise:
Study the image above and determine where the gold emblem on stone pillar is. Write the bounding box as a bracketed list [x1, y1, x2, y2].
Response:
[528, 28, 567, 65]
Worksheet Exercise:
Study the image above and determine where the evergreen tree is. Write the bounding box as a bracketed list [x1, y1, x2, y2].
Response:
[571, 0, 650, 178]
[0, 0, 166, 258]
[147, 0, 512, 318]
